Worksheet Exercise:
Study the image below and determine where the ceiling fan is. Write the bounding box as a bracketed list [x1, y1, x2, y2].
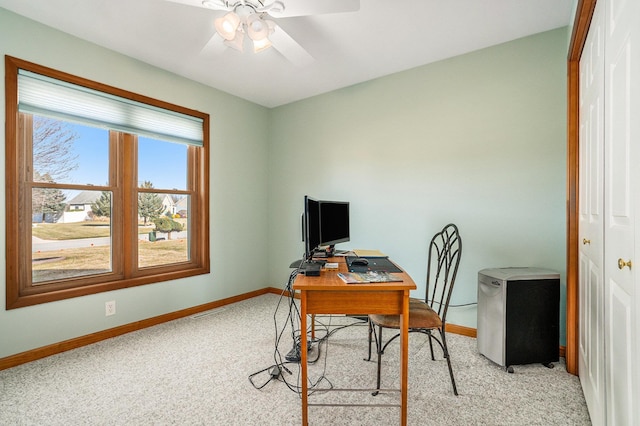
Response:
[166, 0, 360, 66]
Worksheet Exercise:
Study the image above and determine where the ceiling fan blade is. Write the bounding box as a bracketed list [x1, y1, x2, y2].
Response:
[200, 32, 228, 55]
[164, 0, 229, 11]
[270, 25, 314, 67]
[267, 0, 359, 18]
[165, 0, 359, 16]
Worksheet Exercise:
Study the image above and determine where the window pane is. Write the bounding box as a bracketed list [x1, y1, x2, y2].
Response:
[32, 115, 109, 186]
[32, 189, 112, 283]
[138, 194, 190, 268]
[138, 137, 187, 190]
[7, 59, 208, 309]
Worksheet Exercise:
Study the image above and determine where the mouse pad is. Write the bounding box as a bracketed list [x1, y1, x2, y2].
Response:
[346, 256, 403, 273]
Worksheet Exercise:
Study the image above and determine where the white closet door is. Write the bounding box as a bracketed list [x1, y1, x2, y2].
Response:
[578, 2, 606, 424]
[603, 0, 639, 424]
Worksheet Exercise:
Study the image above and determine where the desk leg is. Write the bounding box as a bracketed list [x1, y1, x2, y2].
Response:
[300, 291, 308, 426]
[311, 314, 315, 339]
[400, 290, 409, 425]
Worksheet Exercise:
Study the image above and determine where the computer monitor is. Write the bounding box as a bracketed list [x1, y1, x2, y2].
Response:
[303, 196, 350, 259]
[303, 195, 321, 260]
[319, 200, 350, 252]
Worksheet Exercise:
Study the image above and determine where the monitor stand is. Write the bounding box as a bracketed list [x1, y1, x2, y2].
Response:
[315, 245, 335, 258]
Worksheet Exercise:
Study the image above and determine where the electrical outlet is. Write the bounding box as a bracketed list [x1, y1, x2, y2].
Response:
[105, 300, 116, 316]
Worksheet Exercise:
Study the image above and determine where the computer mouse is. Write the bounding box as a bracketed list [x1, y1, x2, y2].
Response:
[351, 258, 369, 266]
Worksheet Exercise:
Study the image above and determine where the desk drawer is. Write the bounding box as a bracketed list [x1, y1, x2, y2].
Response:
[304, 290, 405, 315]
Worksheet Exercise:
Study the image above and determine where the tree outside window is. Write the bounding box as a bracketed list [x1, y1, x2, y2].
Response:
[5, 56, 210, 309]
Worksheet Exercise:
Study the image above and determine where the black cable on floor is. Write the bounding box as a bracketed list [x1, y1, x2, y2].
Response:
[248, 260, 370, 393]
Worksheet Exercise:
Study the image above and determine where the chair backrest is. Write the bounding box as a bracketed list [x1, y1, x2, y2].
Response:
[425, 223, 462, 323]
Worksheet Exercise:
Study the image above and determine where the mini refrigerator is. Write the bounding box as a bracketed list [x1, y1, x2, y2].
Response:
[477, 267, 560, 370]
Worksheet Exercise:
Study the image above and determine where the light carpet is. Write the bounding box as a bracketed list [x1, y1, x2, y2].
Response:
[0, 293, 591, 425]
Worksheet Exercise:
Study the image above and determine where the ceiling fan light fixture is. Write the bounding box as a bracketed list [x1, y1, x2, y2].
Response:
[246, 13, 271, 41]
[214, 12, 241, 41]
[253, 37, 272, 52]
[223, 30, 245, 52]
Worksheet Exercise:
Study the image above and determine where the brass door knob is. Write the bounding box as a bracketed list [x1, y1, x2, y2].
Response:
[618, 258, 632, 270]
[583, 238, 591, 245]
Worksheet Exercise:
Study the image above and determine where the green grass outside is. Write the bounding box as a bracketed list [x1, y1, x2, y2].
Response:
[31, 219, 187, 240]
[31, 219, 190, 282]
[33, 238, 189, 282]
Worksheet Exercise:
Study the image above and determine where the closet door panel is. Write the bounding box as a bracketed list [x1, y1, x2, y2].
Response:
[607, 282, 633, 424]
[578, 3, 606, 424]
[604, 0, 639, 423]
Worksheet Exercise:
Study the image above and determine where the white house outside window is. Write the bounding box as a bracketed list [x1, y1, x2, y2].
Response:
[5, 56, 210, 309]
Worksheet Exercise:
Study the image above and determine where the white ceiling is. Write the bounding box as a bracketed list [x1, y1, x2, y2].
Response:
[0, 0, 575, 108]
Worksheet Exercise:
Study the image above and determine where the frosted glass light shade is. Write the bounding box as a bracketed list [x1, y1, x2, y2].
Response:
[214, 12, 241, 41]
[253, 37, 272, 52]
[246, 14, 269, 41]
[224, 30, 245, 52]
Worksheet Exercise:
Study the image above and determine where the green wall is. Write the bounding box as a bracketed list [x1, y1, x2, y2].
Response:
[268, 27, 569, 343]
[0, 8, 270, 359]
[0, 5, 569, 360]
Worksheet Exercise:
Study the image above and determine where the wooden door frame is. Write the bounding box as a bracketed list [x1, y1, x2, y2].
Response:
[566, 0, 597, 375]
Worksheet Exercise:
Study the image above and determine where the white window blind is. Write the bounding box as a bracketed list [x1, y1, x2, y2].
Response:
[18, 69, 204, 146]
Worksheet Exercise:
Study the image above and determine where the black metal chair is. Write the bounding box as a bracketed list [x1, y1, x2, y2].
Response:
[367, 223, 462, 396]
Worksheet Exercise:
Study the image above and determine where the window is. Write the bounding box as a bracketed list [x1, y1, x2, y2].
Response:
[5, 56, 210, 309]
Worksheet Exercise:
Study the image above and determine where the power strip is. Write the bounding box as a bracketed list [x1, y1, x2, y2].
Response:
[285, 340, 312, 362]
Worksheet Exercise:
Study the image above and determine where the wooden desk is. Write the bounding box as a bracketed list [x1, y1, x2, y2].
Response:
[293, 258, 416, 425]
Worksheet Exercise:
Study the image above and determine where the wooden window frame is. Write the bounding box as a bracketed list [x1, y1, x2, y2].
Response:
[5, 56, 210, 309]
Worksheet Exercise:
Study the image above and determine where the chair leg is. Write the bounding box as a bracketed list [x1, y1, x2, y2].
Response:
[367, 320, 374, 361]
[427, 329, 436, 361]
[438, 327, 458, 396]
